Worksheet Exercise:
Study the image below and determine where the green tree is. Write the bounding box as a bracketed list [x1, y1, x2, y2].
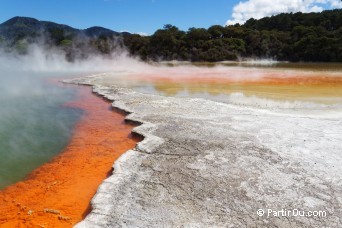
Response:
[208, 25, 225, 39]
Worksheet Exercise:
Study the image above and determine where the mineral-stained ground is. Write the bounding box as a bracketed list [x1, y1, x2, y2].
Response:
[67, 74, 342, 228]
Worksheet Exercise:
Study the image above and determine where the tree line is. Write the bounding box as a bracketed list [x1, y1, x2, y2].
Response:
[123, 9, 342, 62]
[1, 9, 341, 62]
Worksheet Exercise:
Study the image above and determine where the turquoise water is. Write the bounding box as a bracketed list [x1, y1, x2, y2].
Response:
[0, 71, 83, 189]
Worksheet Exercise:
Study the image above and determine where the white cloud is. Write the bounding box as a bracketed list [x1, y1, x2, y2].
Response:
[120, 30, 149, 36]
[136, 32, 149, 36]
[226, 0, 342, 25]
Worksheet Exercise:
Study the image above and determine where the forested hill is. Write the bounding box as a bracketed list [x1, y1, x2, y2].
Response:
[0, 16, 126, 60]
[124, 9, 342, 62]
[1, 9, 341, 62]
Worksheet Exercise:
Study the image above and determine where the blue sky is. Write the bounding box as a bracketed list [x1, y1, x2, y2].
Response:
[0, 0, 340, 34]
[0, 0, 236, 34]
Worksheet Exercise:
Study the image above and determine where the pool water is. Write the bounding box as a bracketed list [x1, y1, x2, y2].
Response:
[0, 71, 83, 189]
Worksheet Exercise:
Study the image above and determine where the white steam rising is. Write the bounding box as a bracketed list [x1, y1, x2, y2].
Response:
[0, 43, 146, 73]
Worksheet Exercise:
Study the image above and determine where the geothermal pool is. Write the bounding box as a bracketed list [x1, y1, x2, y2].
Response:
[0, 62, 341, 227]
[0, 77, 140, 227]
[0, 71, 82, 189]
[1, 63, 340, 190]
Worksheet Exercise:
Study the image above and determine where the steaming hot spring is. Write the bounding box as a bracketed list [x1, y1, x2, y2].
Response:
[0, 57, 341, 227]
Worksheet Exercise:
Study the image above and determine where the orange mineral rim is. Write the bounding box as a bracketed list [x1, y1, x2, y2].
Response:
[0, 83, 141, 228]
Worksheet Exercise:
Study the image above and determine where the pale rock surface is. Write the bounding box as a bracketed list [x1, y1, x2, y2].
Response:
[64, 75, 342, 228]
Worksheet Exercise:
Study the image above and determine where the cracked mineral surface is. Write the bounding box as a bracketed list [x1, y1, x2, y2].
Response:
[66, 73, 342, 228]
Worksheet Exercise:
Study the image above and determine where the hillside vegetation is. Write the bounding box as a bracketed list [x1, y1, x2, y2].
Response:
[124, 9, 342, 62]
[0, 9, 341, 62]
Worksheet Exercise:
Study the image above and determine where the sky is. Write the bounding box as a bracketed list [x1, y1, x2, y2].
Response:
[0, 0, 341, 35]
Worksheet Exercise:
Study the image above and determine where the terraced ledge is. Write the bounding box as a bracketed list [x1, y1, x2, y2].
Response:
[64, 75, 342, 227]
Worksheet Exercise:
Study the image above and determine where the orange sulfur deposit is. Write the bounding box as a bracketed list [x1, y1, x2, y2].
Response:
[0, 84, 141, 227]
[126, 73, 342, 101]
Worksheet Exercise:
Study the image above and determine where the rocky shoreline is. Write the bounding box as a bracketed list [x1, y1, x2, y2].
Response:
[66, 74, 342, 227]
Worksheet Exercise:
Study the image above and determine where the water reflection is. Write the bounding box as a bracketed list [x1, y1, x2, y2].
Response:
[114, 62, 342, 107]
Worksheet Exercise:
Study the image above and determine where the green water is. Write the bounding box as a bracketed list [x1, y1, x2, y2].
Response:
[0, 71, 83, 189]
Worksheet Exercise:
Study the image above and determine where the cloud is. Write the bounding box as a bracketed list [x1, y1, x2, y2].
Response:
[120, 30, 149, 36]
[136, 32, 149, 36]
[226, 0, 342, 25]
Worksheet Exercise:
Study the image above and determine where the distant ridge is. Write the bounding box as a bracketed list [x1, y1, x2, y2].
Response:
[2, 16, 40, 26]
[0, 16, 125, 41]
[0, 16, 130, 60]
[84, 26, 120, 37]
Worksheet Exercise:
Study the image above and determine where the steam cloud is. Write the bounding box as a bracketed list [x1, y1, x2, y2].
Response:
[0, 42, 145, 73]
